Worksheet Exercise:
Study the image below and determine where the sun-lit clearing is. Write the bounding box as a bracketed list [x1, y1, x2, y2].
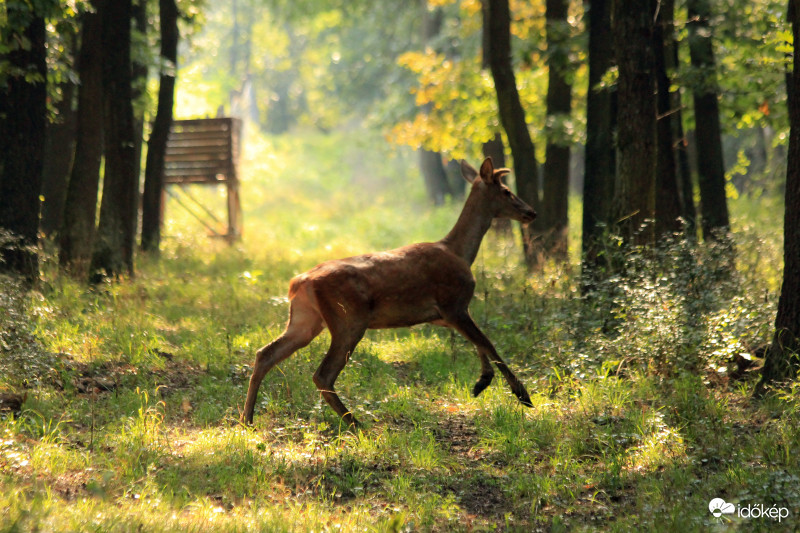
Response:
[2, 125, 798, 530]
[625, 412, 686, 473]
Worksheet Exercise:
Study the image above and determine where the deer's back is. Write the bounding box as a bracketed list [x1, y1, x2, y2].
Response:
[289, 242, 474, 329]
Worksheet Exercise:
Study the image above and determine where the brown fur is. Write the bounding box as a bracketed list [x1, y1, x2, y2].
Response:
[242, 158, 536, 427]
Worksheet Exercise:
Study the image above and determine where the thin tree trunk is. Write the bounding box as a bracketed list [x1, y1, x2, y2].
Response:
[662, 0, 697, 238]
[485, 0, 541, 267]
[756, 0, 800, 392]
[483, 132, 512, 234]
[480, 4, 507, 173]
[612, 0, 656, 246]
[141, 0, 180, 253]
[417, 2, 452, 205]
[419, 149, 452, 206]
[581, 0, 616, 280]
[0, 7, 48, 283]
[90, 0, 138, 280]
[131, 0, 148, 192]
[59, 5, 105, 277]
[445, 158, 466, 200]
[654, 0, 683, 237]
[687, 0, 730, 239]
[40, 30, 78, 237]
[482, 133, 506, 169]
[542, 0, 572, 261]
[670, 35, 698, 238]
[481, 4, 511, 236]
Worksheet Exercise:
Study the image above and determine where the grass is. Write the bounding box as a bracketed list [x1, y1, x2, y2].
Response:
[1, 128, 799, 531]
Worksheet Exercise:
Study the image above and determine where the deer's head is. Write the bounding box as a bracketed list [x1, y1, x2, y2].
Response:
[460, 158, 537, 224]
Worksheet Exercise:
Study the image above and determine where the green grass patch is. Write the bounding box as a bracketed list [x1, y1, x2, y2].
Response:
[1, 130, 799, 531]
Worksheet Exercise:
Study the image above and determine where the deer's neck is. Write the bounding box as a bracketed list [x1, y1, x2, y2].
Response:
[440, 191, 493, 265]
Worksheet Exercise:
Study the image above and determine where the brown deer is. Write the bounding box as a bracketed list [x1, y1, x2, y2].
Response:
[242, 157, 536, 427]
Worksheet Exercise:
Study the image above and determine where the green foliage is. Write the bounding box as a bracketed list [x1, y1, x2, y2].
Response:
[0, 0, 84, 120]
[388, 0, 580, 160]
[173, 0, 588, 162]
[0, 270, 56, 390]
[176, 1, 422, 134]
[674, 0, 790, 192]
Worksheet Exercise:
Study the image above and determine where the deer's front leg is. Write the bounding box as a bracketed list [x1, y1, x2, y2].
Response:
[443, 310, 532, 407]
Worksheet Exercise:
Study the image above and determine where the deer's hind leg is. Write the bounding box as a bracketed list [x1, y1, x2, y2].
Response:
[242, 295, 324, 424]
[312, 294, 368, 428]
[441, 309, 532, 407]
[312, 326, 366, 428]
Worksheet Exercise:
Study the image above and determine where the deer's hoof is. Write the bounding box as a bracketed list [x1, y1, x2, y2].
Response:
[472, 374, 494, 397]
[516, 391, 533, 408]
[340, 413, 359, 431]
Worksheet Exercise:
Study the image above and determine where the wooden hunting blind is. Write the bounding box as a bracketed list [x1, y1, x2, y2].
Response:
[163, 117, 243, 241]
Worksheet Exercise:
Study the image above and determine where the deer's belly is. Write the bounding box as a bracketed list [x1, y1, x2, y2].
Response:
[366, 297, 442, 329]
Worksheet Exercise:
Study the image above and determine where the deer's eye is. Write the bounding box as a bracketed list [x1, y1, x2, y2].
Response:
[502, 189, 512, 196]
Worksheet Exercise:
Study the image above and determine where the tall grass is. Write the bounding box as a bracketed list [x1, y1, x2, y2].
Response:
[1, 129, 798, 531]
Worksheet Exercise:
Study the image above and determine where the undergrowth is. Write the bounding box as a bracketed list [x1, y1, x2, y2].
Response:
[1, 131, 798, 531]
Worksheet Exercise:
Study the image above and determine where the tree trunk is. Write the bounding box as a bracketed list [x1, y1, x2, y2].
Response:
[485, 0, 541, 267]
[483, 132, 512, 234]
[141, 0, 180, 253]
[40, 30, 78, 237]
[419, 149, 452, 206]
[0, 7, 48, 283]
[445, 158, 466, 200]
[482, 133, 506, 169]
[90, 0, 139, 280]
[131, 0, 148, 192]
[581, 0, 616, 277]
[670, 34, 698, 238]
[757, 0, 800, 392]
[654, 0, 683, 237]
[59, 5, 105, 277]
[687, 0, 730, 239]
[481, 5, 511, 236]
[542, 0, 572, 261]
[416, 3, 453, 206]
[611, 0, 656, 246]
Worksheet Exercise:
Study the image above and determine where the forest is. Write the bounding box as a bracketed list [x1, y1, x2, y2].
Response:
[1, 0, 800, 530]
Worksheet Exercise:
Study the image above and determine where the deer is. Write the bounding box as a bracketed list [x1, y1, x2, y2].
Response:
[242, 157, 536, 427]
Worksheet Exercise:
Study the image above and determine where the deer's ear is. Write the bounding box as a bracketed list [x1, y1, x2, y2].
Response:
[479, 157, 495, 183]
[493, 168, 511, 183]
[460, 160, 479, 183]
